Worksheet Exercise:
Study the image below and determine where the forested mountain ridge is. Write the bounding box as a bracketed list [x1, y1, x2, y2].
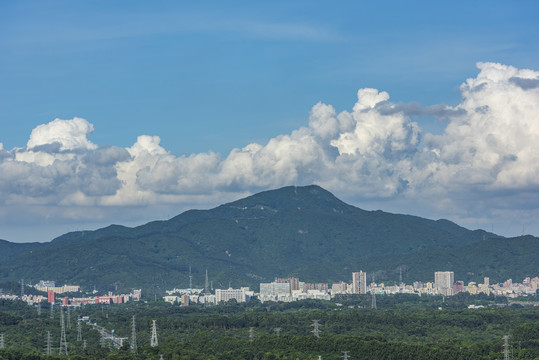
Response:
[1, 185, 535, 292]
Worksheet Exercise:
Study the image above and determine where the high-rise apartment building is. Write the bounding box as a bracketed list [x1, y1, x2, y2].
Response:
[275, 278, 299, 291]
[434, 271, 454, 295]
[352, 271, 367, 294]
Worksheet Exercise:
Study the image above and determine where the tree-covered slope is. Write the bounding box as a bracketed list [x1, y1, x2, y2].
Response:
[0, 185, 519, 291]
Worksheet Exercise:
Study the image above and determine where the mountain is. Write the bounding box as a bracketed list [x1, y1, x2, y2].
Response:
[0, 185, 535, 292]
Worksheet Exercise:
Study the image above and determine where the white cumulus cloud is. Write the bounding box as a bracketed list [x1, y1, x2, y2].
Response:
[0, 62, 538, 240]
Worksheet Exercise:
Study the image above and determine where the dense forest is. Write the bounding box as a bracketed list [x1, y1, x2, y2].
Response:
[0, 294, 538, 359]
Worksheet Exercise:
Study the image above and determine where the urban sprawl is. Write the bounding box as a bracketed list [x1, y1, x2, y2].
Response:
[2, 271, 537, 308]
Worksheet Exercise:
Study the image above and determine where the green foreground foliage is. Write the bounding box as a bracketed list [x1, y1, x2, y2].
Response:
[0, 295, 538, 359]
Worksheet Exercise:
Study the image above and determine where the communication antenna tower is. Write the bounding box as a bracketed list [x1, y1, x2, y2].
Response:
[150, 320, 158, 347]
[59, 308, 68, 356]
[131, 316, 137, 354]
[0, 333, 4, 349]
[45, 331, 52, 355]
[342, 351, 350, 360]
[312, 320, 322, 338]
[189, 266, 193, 289]
[249, 327, 255, 341]
[205, 269, 209, 293]
[274, 328, 281, 336]
[77, 319, 82, 342]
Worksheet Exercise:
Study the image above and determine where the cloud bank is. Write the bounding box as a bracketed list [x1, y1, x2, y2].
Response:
[1, 62, 538, 238]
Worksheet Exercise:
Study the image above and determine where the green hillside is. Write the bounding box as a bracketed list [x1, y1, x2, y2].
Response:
[1, 185, 532, 292]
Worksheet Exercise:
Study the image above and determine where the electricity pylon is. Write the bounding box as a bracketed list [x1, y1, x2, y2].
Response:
[77, 319, 82, 342]
[312, 320, 322, 338]
[59, 308, 68, 355]
[0, 333, 4, 349]
[274, 327, 281, 336]
[45, 331, 52, 355]
[131, 316, 137, 354]
[150, 320, 158, 347]
[249, 327, 255, 341]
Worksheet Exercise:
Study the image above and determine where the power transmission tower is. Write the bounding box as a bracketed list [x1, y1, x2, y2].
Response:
[37, 302, 41, 316]
[312, 320, 322, 338]
[342, 351, 350, 360]
[150, 320, 158, 347]
[371, 292, 377, 309]
[100, 331, 106, 348]
[20, 279, 24, 298]
[274, 328, 281, 336]
[77, 319, 82, 342]
[83, 340, 87, 350]
[50, 303, 54, 319]
[67, 306, 71, 329]
[249, 327, 255, 342]
[131, 316, 137, 354]
[45, 331, 52, 355]
[59, 308, 68, 356]
[504, 335, 510, 360]
[0, 333, 4, 349]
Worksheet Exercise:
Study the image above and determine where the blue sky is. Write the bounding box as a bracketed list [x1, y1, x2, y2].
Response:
[1, 1, 538, 242]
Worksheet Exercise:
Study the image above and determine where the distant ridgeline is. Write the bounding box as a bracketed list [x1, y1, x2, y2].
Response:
[0, 185, 537, 292]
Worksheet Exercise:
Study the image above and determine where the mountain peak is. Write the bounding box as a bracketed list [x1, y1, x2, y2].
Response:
[218, 185, 356, 215]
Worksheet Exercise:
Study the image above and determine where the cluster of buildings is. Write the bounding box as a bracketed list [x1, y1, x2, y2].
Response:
[34, 280, 80, 294]
[0, 280, 142, 306]
[164, 271, 539, 306]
